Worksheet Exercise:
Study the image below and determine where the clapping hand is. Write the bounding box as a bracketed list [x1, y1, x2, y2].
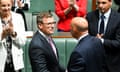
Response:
[2, 19, 14, 40]
[17, 0, 24, 8]
[68, 0, 76, 7]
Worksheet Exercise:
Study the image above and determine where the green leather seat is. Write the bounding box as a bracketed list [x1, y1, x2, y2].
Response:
[53, 38, 66, 67]
[65, 38, 77, 67]
[23, 38, 32, 72]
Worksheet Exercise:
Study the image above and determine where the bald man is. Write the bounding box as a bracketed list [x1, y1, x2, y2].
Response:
[67, 17, 107, 72]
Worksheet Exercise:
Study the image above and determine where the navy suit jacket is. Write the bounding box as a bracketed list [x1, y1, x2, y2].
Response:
[86, 9, 120, 72]
[29, 31, 64, 72]
[67, 35, 106, 72]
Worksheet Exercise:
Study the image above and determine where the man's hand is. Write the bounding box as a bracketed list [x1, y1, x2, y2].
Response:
[17, 0, 24, 8]
[68, 0, 76, 7]
[1, 20, 14, 40]
[96, 33, 104, 39]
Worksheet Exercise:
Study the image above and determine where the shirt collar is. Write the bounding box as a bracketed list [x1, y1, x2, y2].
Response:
[38, 30, 50, 41]
[99, 8, 111, 19]
[78, 33, 88, 41]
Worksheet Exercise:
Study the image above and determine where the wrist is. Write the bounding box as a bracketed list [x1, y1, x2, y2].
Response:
[11, 31, 17, 37]
[73, 4, 79, 11]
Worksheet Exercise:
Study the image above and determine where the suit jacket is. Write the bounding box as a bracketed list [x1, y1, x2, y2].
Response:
[67, 35, 106, 72]
[114, 0, 120, 5]
[114, 0, 120, 12]
[86, 9, 120, 72]
[0, 12, 26, 72]
[29, 31, 65, 72]
[55, 0, 87, 31]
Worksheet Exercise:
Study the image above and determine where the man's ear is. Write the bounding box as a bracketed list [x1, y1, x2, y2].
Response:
[38, 23, 43, 29]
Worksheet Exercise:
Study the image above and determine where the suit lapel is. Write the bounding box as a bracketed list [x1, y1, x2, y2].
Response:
[37, 31, 58, 61]
[88, 10, 99, 35]
[94, 11, 99, 34]
[104, 10, 115, 36]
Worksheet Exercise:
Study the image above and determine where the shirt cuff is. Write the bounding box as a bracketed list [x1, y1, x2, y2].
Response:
[100, 38, 104, 43]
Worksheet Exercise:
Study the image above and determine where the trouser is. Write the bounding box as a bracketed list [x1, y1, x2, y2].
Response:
[4, 60, 21, 72]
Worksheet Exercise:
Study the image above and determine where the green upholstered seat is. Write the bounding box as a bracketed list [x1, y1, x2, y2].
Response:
[53, 38, 66, 67]
[65, 38, 77, 67]
[23, 38, 32, 72]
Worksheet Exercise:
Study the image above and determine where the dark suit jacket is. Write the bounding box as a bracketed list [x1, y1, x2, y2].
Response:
[114, 0, 120, 12]
[67, 35, 106, 72]
[86, 9, 120, 72]
[29, 31, 65, 72]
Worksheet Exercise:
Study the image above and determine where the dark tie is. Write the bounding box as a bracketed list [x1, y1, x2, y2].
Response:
[99, 14, 105, 34]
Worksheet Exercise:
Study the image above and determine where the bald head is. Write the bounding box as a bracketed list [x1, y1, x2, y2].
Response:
[71, 17, 88, 32]
[70, 17, 88, 39]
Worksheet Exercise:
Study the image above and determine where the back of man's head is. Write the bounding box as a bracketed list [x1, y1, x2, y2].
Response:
[70, 17, 88, 39]
[71, 17, 88, 32]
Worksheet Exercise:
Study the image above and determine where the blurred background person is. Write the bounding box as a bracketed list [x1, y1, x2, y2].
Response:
[114, 0, 120, 12]
[86, 0, 120, 72]
[12, 0, 30, 31]
[29, 11, 65, 72]
[67, 17, 106, 72]
[55, 0, 87, 32]
[0, 0, 26, 71]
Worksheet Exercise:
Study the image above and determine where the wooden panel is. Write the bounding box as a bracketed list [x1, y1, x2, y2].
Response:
[92, 0, 97, 11]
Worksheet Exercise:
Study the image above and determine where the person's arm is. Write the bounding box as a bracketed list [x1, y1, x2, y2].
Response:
[55, 0, 73, 19]
[64, 7, 72, 15]
[29, 45, 50, 72]
[103, 24, 120, 50]
[17, 0, 30, 10]
[75, 0, 87, 17]
[11, 13, 26, 47]
[67, 51, 86, 72]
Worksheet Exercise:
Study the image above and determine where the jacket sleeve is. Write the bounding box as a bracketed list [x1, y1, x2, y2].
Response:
[29, 45, 50, 72]
[67, 51, 86, 72]
[76, 0, 87, 17]
[55, 0, 66, 19]
[11, 13, 26, 48]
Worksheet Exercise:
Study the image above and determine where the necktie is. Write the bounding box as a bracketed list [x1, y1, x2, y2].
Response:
[48, 37, 57, 57]
[99, 14, 105, 34]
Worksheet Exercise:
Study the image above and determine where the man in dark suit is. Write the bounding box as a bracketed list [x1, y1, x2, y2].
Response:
[29, 11, 65, 72]
[86, 0, 120, 72]
[67, 17, 106, 72]
[114, 0, 120, 12]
